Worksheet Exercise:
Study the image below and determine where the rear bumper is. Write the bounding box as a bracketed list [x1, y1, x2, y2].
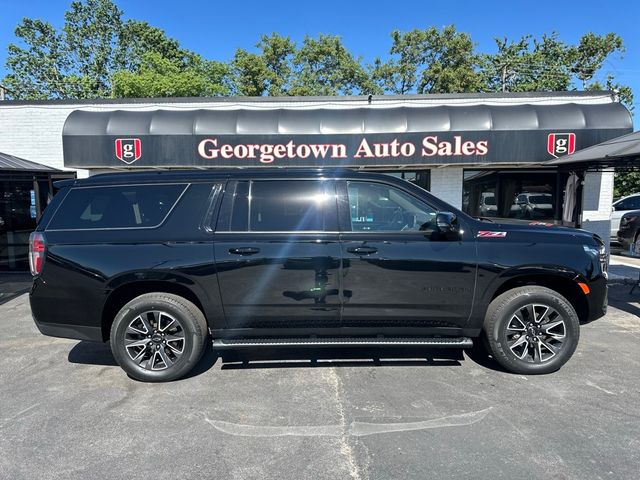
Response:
[30, 278, 104, 342]
[32, 318, 102, 342]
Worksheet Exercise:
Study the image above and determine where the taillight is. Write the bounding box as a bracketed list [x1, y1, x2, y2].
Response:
[29, 232, 46, 276]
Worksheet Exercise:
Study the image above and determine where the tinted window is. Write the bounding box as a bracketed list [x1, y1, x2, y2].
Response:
[48, 184, 186, 230]
[248, 180, 330, 232]
[347, 181, 437, 232]
[217, 181, 249, 231]
[616, 196, 640, 211]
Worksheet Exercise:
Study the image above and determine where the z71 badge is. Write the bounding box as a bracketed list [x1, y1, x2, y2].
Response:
[477, 231, 507, 238]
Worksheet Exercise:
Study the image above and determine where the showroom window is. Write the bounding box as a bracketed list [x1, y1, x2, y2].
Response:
[463, 170, 560, 221]
[382, 170, 431, 191]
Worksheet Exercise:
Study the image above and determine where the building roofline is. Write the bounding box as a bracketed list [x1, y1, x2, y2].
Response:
[0, 90, 619, 106]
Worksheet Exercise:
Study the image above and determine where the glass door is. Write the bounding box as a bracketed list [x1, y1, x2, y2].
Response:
[0, 179, 38, 271]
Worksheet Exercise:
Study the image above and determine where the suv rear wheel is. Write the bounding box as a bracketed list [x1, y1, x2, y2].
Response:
[483, 286, 580, 374]
[110, 293, 208, 382]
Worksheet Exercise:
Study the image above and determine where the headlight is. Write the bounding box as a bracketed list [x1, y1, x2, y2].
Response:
[583, 244, 608, 278]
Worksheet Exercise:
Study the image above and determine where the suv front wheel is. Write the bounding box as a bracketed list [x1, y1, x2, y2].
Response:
[110, 293, 208, 382]
[483, 286, 580, 374]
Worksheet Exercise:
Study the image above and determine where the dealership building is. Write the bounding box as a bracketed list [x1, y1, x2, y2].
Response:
[0, 91, 633, 270]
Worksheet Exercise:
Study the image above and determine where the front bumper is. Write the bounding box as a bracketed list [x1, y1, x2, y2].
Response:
[586, 276, 607, 322]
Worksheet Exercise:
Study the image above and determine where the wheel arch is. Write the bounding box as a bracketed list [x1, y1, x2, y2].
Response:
[489, 271, 589, 324]
[101, 280, 208, 342]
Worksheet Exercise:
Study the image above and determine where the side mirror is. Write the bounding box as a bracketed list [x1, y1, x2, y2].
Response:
[436, 211, 458, 233]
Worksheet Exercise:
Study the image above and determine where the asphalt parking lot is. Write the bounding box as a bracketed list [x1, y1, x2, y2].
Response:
[1, 287, 639, 480]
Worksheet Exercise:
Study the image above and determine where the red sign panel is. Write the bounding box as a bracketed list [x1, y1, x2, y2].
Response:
[115, 138, 142, 164]
[547, 133, 576, 158]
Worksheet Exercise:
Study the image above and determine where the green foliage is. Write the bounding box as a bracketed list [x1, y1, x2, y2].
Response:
[614, 171, 640, 199]
[4, 18, 71, 99]
[62, 0, 123, 97]
[115, 20, 196, 72]
[3, 0, 227, 99]
[290, 34, 376, 96]
[571, 33, 624, 88]
[372, 26, 484, 94]
[111, 52, 228, 98]
[230, 33, 296, 96]
[231, 33, 378, 96]
[483, 33, 574, 92]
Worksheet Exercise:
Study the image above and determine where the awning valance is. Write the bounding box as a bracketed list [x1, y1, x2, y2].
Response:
[62, 96, 632, 169]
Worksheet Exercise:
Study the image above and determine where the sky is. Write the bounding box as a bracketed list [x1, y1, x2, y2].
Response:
[0, 0, 639, 109]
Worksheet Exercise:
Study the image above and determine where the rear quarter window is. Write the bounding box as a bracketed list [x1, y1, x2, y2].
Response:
[47, 184, 187, 230]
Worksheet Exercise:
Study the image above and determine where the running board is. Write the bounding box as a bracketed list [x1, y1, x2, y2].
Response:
[212, 337, 473, 349]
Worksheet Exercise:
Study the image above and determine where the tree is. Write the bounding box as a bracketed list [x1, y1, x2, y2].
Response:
[115, 20, 196, 72]
[571, 33, 624, 89]
[372, 26, 484, 94]
[3, 0, 221, 99]
[111, 52, 228, 98]
[258, 33, 296, 95]
[230, 49, 271, 96]
[290, 34, 378, 96]
[230, 33, 296, 96]
[614, 171, 640, 199]
[4, 19, 71, 99]
[62, 0, 123, 97]
[483, 33, 573, 92]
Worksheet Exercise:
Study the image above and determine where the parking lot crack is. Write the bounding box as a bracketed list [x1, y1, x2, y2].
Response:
[324, 367, 365, 480]
[0, 403, 39, 430]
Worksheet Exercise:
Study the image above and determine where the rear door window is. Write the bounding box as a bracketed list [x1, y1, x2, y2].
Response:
[217, 180, 337, 232]
[47, 184, 187, 230]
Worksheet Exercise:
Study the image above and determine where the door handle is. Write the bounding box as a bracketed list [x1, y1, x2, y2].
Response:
[229, 247, 260, 255]
[346, 246, 378, 255]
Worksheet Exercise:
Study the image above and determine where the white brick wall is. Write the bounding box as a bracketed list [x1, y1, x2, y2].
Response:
[581, 169, 614, 251]
[430, 167, 463, 209]
[0, 105, 70, 170]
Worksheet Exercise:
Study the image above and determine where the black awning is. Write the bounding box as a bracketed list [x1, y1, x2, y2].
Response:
[62, 100, 632, 169]
[544, 130, 640, 170]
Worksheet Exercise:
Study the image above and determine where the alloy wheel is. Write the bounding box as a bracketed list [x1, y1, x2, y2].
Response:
[505, 303, 566, 363]
[124, 310, 186, 371]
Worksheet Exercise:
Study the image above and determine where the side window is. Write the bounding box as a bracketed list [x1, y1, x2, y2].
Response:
[614, 199, 628, 211]
[347, 181, 437, 232]
[250, 180, 331, 231]
[218, 180, 336, 232]
[628, 197, 640, 210]
[47, 184, 186, 230]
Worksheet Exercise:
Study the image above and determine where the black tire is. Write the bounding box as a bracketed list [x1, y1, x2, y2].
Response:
[483, 286, 579, 375]
[110, 293, 208, 382]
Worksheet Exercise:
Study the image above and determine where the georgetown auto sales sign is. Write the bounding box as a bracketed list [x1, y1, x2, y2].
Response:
[62, 126, 630, 169]
[61, 105, 632, 169]
[64, 130, 620, 169]
[197, 135, 489, 165]
[65, 131, 593, 168]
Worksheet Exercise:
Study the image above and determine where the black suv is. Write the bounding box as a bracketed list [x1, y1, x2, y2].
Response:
[30, 169, 607, 381]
